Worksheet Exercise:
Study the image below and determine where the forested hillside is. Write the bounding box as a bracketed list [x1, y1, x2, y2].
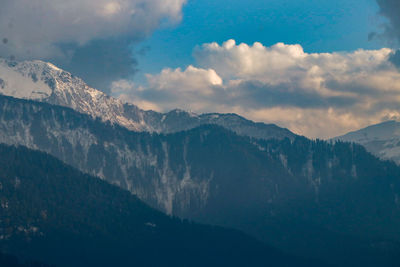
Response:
[1, 95, 400, 266]
[0, 144, 320, 267]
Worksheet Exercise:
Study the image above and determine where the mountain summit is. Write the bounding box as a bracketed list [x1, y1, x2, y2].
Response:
[0, 58, 151, 131]
[334, 120, 400, 164]
[0, 58, 295, 140]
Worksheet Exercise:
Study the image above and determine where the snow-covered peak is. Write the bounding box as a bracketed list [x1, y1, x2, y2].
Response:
[0, 58, 296, 140]
[334, 121, 400, 164]
[0, 59, 54, 100]
[0, 58, 151, 131]
[337, 121, 400, 142]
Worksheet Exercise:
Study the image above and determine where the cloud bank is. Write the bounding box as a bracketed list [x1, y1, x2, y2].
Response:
[0, 0, 186, 91]
[113, 40, 400, 138]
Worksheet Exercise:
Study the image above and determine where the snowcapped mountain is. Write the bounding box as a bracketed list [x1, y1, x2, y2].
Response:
[334, 120, 400, 164]
[0, 58, 295, 140]
[5, 58, 400, 266]
[0, 58, 152, 131]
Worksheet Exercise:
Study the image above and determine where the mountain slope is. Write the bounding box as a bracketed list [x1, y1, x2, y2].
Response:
[0, 144, 320, 267]
[0, 252, 52, 267]
[334, 120, 400, 164]
[0, 58, 295, 140]
[0, 95, 400, 266]
[0, 58, 149, 131]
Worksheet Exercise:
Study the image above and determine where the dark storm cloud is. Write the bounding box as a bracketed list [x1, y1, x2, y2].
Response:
[376, 0, 400, 42]
[55, 38, 137, 94]
[228, 81, 358, 109]
[389, 49, 400, 68]
[120, 79, 358, 111]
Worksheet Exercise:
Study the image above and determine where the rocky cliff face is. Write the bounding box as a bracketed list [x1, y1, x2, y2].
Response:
[0, 94, 325, 216]
[0, 95, 211, 215]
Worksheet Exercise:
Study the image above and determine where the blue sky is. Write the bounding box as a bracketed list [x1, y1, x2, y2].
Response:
[2, 0, 400, 138]
[135, 0, 385, 81]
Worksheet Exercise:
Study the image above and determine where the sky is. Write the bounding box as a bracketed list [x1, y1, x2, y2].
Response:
[1, 0, 400, 138]
[136, 0, 384, 77]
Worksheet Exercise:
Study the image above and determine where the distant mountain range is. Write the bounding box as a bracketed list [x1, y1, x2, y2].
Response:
[0, 58, 295, 141]
[1, 59, 400, 266]
[334, 120, 400, 164]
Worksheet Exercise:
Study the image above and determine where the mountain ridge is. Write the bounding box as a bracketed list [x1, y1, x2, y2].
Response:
[0, 94, 399, 266]
[333, 120, 400, 164]
[0, 58, 295, 140]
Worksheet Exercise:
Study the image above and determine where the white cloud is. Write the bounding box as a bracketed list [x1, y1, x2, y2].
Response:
[0, 0, 186, 59]
[147, 66, 223, 93]
[99, 2, 124, 17]
[111, 79, 163, 111]
[194, 40, 395, 96]
[246, 107, 400, 139]
[115, 40, 400, 138]
[113, 66, 224, 112]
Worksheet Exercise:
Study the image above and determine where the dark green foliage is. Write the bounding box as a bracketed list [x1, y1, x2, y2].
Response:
[1, 95, 400, 266]
[0, 251, 52, 267]
[0, 144, 321, 267]
[177, 127, 400, 266]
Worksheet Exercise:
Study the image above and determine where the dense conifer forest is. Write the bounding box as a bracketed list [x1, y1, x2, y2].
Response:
[0, 144, 323, 267]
